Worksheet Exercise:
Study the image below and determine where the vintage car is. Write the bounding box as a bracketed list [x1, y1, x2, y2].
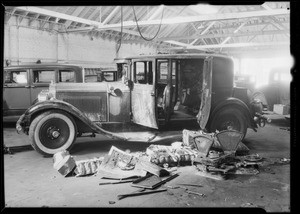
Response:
[16, 53, 269, 156]
[254, 66, 291, 111]
[3, 63, 85, 122]
[3, 64, 118, 122]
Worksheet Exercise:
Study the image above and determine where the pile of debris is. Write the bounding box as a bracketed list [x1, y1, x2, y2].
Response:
[52, 129, 267, 200]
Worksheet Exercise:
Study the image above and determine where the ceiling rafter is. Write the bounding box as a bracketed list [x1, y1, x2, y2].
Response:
[64, 6, 86, 28]
[170, 41, 289, 50]
[124, 28, 288, 43]
[148, 5, 164, 20]
[261, 4, 289, 37]
[221, 20, 248, 45]
[190, 21, 216, 45]
[15, 6, 289, 30]
[7, 5, 290, 52]
[102, 6, 120, 25]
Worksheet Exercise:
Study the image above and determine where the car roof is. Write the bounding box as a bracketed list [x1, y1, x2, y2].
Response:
[115, 52, 231, 61]
[4, 63, 84, 70]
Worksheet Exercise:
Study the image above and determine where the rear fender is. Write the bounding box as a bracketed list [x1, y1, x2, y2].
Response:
[19, 100, 128, 140]
[209, 97, 257, 130]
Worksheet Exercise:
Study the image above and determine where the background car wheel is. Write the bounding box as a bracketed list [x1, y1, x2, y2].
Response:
[209, 107, 247, 138]
[29, 110, 77, 157]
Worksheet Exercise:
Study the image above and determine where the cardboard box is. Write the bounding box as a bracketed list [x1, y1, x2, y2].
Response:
[273, 104, 290, 115]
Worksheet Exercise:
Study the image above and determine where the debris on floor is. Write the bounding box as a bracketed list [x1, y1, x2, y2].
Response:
[3, 144, 33, 155]
[97, 146, 147, 178]
[117, 188, 168, 200]
[145, 143, 198, 167]
[241, 202, 258, 207]
[74, 157, 104, 177]
[53, 150, 76, 177]
[276, 157, 290, 165]
[50, 128, 285, 202]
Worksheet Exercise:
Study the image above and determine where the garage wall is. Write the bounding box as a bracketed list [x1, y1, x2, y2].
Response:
[4, 16, 157, 68]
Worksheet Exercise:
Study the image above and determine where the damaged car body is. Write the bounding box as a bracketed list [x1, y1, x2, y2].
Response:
[16, 53, 269, 156]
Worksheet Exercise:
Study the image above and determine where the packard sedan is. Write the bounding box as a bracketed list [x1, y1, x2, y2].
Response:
[16, 53, 269, 156]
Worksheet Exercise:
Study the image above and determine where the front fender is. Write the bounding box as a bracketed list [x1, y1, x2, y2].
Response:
[17, 99, 128, 140]
[209, 97, 257, 130]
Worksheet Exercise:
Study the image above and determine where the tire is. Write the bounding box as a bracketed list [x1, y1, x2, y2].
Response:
[209, 107, 248, 138]
[29, 110, 77, 157]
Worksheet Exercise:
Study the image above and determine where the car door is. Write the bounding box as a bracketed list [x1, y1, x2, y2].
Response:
[3, 68, 31, 116]
[196, 57, 213, 129]
[30, 68, 57, 104]
[131, 59, 158, 129]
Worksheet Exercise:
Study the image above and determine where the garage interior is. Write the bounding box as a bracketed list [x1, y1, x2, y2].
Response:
[2, 2, 293, 211]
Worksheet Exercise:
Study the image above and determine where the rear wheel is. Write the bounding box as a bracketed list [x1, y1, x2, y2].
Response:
[29, 110, 77, 157]
[209, 107, 248, 138]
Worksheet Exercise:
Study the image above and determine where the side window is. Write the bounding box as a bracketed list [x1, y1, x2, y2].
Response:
[4, 70, 28, 84]
[133, 61, 153, 84]
[102, 72, 115, 81]
[32, 70, 56, 83]
[59, 70, 75, 82]
[157, 60, 176, 84]
[158, 61, 168, 82]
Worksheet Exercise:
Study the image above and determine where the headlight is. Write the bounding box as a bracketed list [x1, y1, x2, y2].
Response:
[251, 99, 263, 114]
[37, 90, 54, 102]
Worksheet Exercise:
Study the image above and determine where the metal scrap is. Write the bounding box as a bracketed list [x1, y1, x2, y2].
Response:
[117, 188, 167, 200]
[99, 179, 137, 185]
[131, 173, 179, 189]
[186, 190, 206, 197]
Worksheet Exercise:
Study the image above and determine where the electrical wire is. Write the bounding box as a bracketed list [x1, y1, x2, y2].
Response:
[132, 6, 164, 41]
[116, 6, 123, 53]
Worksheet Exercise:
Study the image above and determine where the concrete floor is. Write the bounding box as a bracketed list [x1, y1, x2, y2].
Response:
[3, 114, 291, 211]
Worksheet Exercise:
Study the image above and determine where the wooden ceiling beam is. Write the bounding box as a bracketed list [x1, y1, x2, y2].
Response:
[125, 29, 288, 42]
[15, 6, 289, 30]
[64, 6, 86, 28]
[170, 41, 289, 50]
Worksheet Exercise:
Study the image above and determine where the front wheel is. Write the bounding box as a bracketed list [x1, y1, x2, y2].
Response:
[209, 107, 248, 138]
[29, 110, 77, 157]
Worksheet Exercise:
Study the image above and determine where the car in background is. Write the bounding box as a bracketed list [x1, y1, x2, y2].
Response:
[3, 63, 85, 122]
[254, 66, 291, 111]
[234, 74, 256, 92]
[16, 53, 270, 156]
[84, 70, 118, 82]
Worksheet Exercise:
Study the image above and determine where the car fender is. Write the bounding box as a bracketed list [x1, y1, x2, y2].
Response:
[18, 99, 128, 140]
[209, 97, 257, 130]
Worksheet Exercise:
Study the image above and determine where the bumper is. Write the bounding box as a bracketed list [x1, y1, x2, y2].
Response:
[16, 114, 26, 134]
[254, 113, 272, 127]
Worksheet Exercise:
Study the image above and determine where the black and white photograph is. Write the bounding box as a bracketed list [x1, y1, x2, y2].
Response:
[2, 1, 294, 211]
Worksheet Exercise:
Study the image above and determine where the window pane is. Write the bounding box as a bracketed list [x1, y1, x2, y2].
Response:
[84, 75, 98, 82]
[5, 70, 28, 84]
[135, 62, 146, 83]
[157, 60, 168, 83]
[103, 72, 114, 81]
[33, 70, 55, 83]
[59, 70, 75, 82]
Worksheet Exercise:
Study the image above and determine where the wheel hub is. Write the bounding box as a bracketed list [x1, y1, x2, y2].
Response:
[47, 126, 61, 140]
[222, 121, 234, 130]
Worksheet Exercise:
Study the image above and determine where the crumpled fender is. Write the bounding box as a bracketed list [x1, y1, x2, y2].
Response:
[17, 99, 128, 140]
[209, 97, 258, 130]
